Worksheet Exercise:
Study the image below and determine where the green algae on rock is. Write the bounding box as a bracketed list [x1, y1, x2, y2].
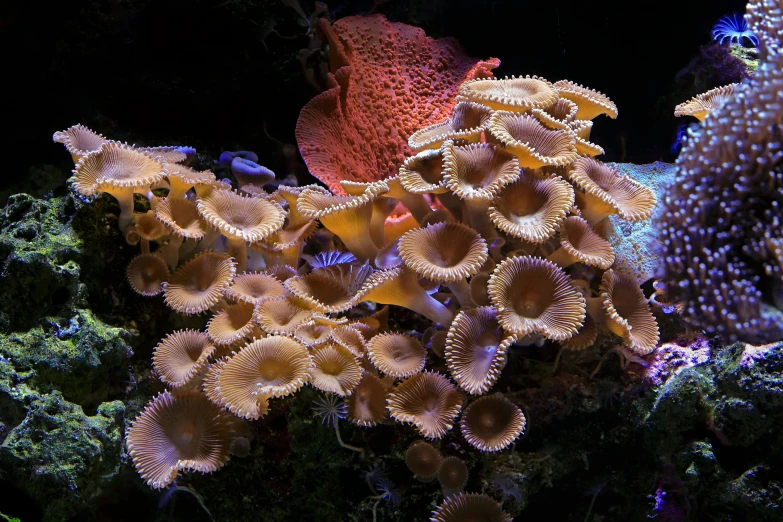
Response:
[0, 392, 125, 522]
[0, 309, 133, 411]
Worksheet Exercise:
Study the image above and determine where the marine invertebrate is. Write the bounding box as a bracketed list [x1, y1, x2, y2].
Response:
[152, 329, 215, 388]
[366, 332, 427, 378]
[295, 14, 498, 193]
[674, 83, 741, 121]
[204, 358, 271, 420]
[310, 344, 363, 396]
[487, 171, 575, 244]
[458, 75, 558, 113]
[52, 124, 109, 163]
[408, 101, 494, 151]
[487, 112, 578, 169]
[438, 456, 469, 491]
[126, 390, 233, 489]
[126, 253, 169, 296]
[488, 256, 586, 341]
[312, 393, 363, 452]
[197, 189, 286, 272]
[430, 493, 512, 522]
[223, 271, 287, 305]
[398, 221, 488, 306]
[553, 79, 619, 120]
[444, 306, 515, 395]
[712, 13, 760, 47]
[72, 142, 165, 233]
[546, 216, 615, 269]
[657, 0, 783, 343]
[163, 251, 236, 315]
[346, 373, 391, 427]
[405, 440, 443, 481]
[218, 336, 313, 398]
[387, 371, 464, 439]
[460, 393, 526, 452]
[587, 269, 659, 356]
[568, 156, 656, 225]
[206, 301, 256, 346]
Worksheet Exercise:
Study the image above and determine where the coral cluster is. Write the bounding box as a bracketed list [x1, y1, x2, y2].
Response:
[51, 62, 662, 518]
[657, 0, 783, 343]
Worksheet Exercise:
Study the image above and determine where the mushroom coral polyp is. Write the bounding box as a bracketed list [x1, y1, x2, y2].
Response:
[52, 12, 666, 516]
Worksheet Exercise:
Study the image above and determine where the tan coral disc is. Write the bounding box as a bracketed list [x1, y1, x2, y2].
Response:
[488, 112, 578, 169]
[220, 336, 312, 398]
[127, 253, 169, 296]
[329, 325, 367, 358]
[438, 456, 469, 490]
[442, 141, 520, 201]
[431, 493, 512, 522]
[445, 307, 515, 395]
[163, 163, 217, 198]
[568, 156, 656, 223]
[599, 269, 659, 355]
[398, 222, 488, 283]
[254, 296, 313, 336]
[531, 98, 579, 130]
[674, 83, 740, 121]
[488, 256, 586, 341]
[223, 271, 288, 305]
[203, 357, 271, 420]
[405, 440, 443, 480]
[408, 101, 494, 151]
[553, 80, 619, 120]
[459, 75, 558, 113]
[310, 344, 362, 396]
[152, 329, 215, 389]
[163, 252, 236, 315]
[155, 197, 208, 239]
[263, 264, 298, 282]
[137, 146, 188, 164]
[460, 393, 526, 452]
[207, 301, 257, 346]
[53, 124, 109, 163]
[134, 210, 170, 241]
[197, 188, 286, 243]
[548, 216, 615, 269]
[366, 333, 427, 379]
[488, 171, 575, 244]
[296, 183, 389, 261]
[293, 321, 333, 348]
[561, 315, 598, 351]
[283, 270, 360, 314]
[346, 373, 392, 427]
[81, 142, 166, 189]
[126, 390, 233, 489]
[398, 148, 449, 195]
[387, 371, 464, 439]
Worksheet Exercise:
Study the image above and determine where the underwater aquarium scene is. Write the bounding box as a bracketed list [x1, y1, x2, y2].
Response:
[2, 0, 783, 520]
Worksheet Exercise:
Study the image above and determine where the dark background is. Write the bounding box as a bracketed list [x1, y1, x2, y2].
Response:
[1, 0, 748, 190]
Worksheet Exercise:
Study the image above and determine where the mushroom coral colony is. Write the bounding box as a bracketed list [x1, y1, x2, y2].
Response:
[52, 13, 662, 519]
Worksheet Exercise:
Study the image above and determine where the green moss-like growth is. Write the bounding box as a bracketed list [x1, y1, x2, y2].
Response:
[0, 392, 125, 522]
[0, 309, 133, 411]
[0, 194, 84, 331]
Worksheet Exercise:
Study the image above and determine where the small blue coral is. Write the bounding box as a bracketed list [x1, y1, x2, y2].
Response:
[712, 14, 759, 47]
